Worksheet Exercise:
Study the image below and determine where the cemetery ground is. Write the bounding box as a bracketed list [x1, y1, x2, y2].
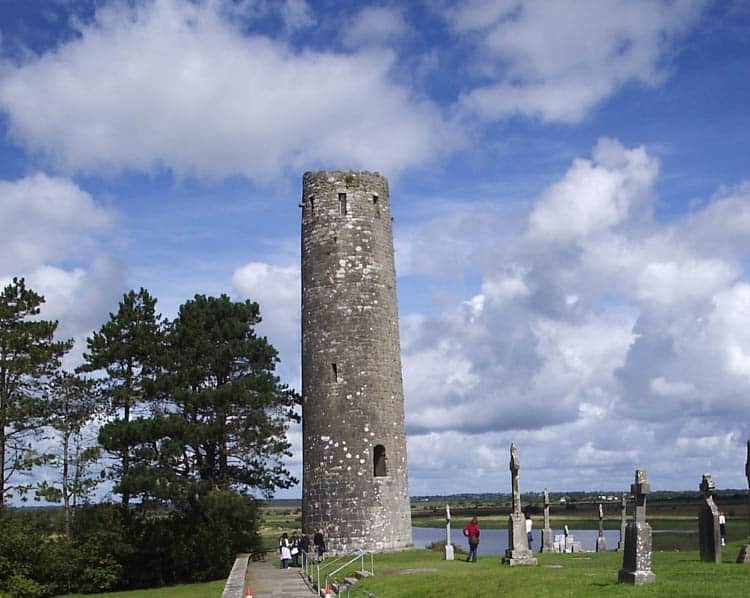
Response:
[345, 541, 750, 597]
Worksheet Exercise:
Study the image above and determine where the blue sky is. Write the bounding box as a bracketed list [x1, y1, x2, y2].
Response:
[2, 0, 750, 499]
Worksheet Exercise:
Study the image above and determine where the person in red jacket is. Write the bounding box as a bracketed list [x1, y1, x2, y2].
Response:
[462, 516, 480, 562]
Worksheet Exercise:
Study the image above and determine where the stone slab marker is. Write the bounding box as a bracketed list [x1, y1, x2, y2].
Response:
[541, 488, 553, 553]
[698, 473, 722, 563]
[618, 469, 655, 585]
[445, 504, 454, 561]
[502, 443, 538, 566]
[596, 503, 606, 552]
[617, 493, 627, 551]
[738, 440, 750, 563]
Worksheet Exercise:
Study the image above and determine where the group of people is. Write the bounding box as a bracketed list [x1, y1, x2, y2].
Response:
[462, 514, 535, 562]
[278, 528, 327, 569]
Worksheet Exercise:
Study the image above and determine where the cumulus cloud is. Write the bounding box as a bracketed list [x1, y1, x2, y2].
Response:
[528, 138, 659, 241]
[0, 0, 455, 180]
[0, 173, 124, 367]
[398, 137, 750, 490]
[231, 261, 300, 385]
[0, 173, 114, 273]
[448, 0, 705, 123]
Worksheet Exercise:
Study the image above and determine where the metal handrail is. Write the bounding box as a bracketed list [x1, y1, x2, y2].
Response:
[342, 585, 377, 598]
[324, 549, 375, 594]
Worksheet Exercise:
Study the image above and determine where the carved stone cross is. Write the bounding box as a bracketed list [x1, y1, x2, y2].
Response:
[700, 473, 715, 498]
[510, 443, 521, 514]
[631, 469, 650, 523]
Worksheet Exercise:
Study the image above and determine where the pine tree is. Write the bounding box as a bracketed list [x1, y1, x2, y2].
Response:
[37, 371, 102, 536]
[0, 278, 72, 506]
[135, 294, 299, 502]
[79, 288, 163, 510]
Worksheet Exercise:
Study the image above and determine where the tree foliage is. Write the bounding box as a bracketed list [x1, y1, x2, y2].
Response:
[123, 293, 300, 503]
[0, 278, 72, 506]
[36, 372, 102, 536]
[79, 288, 164, 509]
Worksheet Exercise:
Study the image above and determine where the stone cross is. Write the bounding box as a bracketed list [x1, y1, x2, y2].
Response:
[444, 504, 454, 561]
[617, 493, 627, 551]
[632, 468, 650, 523]
[502, 443, 537, 566]
[738, 440, 750, 564]
[698, 473, 721, 563]
[619, 469, 655, 585]
[510, 443, 521, 514]
[596, 503, 606, 552]
[541, 488, 553, 553]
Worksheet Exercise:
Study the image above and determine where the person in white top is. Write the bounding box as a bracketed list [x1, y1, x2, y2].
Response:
[279, 533, 292, 569]
[719, 512, 727, 546]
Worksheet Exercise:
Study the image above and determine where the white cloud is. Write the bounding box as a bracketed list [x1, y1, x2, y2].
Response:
[0, 0, 454, 180]
[397, 138, 750, 490]
[528, 138, 658, 241]
[449, 0, 705, 123]
[231, 261, 300, 386]
[0, 173, 114, 273]
[0, 172, 124, 368]
[341, 6, 408, 49]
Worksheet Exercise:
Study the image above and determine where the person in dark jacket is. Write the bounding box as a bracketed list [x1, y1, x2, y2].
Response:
[462, 517, 480, 562]
[313, 528, 326, 561]
[299, 534, 310, 568]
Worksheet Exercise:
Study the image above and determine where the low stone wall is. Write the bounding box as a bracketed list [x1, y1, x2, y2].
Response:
[221, 553, 250, 598]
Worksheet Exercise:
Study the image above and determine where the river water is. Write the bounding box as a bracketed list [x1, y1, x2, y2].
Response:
[412, 527, 622, 555]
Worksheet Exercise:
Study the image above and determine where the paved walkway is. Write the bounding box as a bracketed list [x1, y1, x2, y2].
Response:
[246, 559, 316, 598]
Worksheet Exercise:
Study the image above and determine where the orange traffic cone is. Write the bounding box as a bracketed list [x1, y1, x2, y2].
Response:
[245, 585, 253, 598]
[324, 583, 332, 598]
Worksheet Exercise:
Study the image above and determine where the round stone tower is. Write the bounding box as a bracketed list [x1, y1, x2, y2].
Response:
[300, 170, 412, 552]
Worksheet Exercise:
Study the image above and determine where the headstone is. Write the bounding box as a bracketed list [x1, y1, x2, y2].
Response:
[738, 440, 750, 563]
[540, 488, 553, 553]
[617, 493, 627, 551]
[502, 444, 538, 566]
[618, 469, 656, 585]
[444, 504, 454, 561]
[698, 473, 722, 563]
[596, 503, 606, 552]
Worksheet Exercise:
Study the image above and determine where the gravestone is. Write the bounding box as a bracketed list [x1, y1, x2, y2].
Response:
[502, 444, 538, 566]
[596, 503, 606, 552]
[698, 473, 721, 563]
[540, 488, 553, 553]
[618, 469, 656, 585]
[738, 440, 750, 563]
[617, 493, 627, 551]
[444, 504, 454, 561]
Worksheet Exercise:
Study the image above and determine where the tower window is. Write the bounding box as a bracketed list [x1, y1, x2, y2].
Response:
[309, 195, 315, 214]
[339, 193, 347, 216]
[373, 444, 387, 477]
[331, 363, 338, 383]
[372, 194, 380, 218]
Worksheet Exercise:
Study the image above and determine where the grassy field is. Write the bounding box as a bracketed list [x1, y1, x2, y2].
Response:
[342, 542, 750, 597]
[60, 580, 225, 598]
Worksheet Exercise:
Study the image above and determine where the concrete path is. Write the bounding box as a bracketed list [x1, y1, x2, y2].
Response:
[246, 559, 316, 598]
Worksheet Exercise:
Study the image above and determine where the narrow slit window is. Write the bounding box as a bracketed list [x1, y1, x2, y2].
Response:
[339, 193, 347, 216]
[309, 195, 315, 214]
[373, 445, 387, 477]
[331, 363, 338, 383]
[372, 194, 380, 218]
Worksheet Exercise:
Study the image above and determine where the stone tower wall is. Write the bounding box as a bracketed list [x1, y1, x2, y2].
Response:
[301, 170, 412, 552]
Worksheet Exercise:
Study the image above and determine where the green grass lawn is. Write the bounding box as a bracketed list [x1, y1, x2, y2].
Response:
[343, 541, 750, 598]
[59, 579, 224, 598]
